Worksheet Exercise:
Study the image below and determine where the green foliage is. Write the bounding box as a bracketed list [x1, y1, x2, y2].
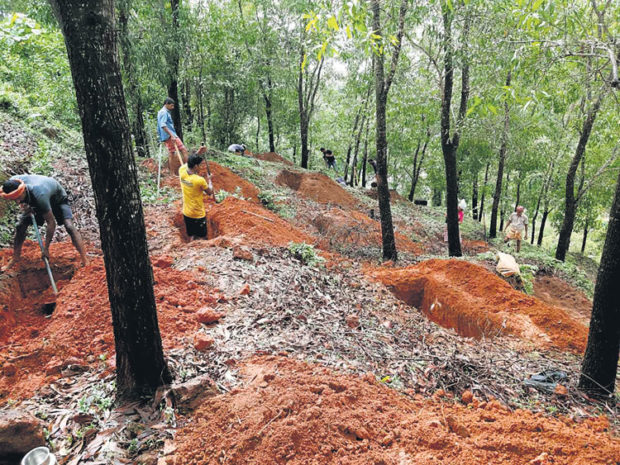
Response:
[215, 186, 246, 203]
[519, 263, 539, 295]
[288, 242, 325, 267]
[139, 177, 179, 205]
[77, 382, 114, 415]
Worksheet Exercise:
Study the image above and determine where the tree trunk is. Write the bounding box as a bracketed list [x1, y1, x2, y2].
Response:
[196, 74, 206, 143]
[578, 169, 620, 397]
[264, 88, 275, 153]
[181, 78, 192, 129]
[408, 141, 421, 201]
[361, 121, 369, 188]
[440, 3, 469, 257]
[537, 208, 549, 246]
[514, 176, 521, 210]
[489, 70, 512, 238]
[555, 95, 603, 261]
[371, 0, 406, 262]
[433, 187, 442, 206]
[478, 162, 489, 222]
[344, 108, 362, 182]
[472, 174, 478, 220]
[500, 171, 510, 232]
[350, 114, 366, 186]
[167, 0, 182, 140]
[50, 0, 171, 398]
[581, 219, 589, 254]
[118, 0, 149, 158]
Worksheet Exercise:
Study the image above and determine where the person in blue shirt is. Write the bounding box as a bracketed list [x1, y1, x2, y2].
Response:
[157, 97, 188, 174]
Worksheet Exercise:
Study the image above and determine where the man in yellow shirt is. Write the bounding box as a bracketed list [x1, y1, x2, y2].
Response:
[179, 147, 211, 240]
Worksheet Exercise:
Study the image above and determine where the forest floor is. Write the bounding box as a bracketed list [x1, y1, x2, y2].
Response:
[0, 125, 618, 464]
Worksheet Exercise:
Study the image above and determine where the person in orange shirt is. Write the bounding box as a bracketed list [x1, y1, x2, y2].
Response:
[179, 147, 211, 240]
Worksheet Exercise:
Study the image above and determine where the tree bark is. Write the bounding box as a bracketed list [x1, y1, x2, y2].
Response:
[371, 0, 407, 261]
[472, 174, 478, 220]
[298, 43, 324, 169]
[555, 95, 603, 261]
[50, 0, 171, 398]
[167, 0, 182, 140]
[118, 0, 149, 157]
[264, 84, 276, 152]
[181, 78, 192, 129]
[361, 119, 370, 188]
[581, 219, 589, 254]
[537, 208, 549, 246]
[499, 171, 510, 232]
[440, 2, 469, 257]
[579, 169, 620, 397]
[478, 162, 489, 222]
[489, 70, 512, 238]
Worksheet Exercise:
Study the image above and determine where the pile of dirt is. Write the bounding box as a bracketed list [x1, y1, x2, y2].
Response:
[276, 169, 359, 209]
[534, 274, 592, 326]
[174, 356, 619, 465]
[140, 158, 260, 202]
[204, 197, 314, 248]
[369, 259, 588, 353]
[365, 188, 410, 204]
[461, 239, 490, 254]
[313, 208, 424, 255]
[251, 152, 294, 166]
[0, 242, 225, 402]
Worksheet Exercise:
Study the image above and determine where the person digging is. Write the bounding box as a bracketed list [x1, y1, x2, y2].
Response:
[0, 175, 88, 271]
[504, 205, 528, 253]
[179, 147, 212, 241]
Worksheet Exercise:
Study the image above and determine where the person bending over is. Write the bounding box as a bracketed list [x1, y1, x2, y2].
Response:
[0, 175, 87, 269]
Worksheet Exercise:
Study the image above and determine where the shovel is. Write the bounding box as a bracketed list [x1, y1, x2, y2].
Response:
[30, 213, 58, 314]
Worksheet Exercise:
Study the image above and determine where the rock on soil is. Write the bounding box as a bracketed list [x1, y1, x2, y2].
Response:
[369, 259, 588, 353]
[0, 409, 45, 459]
[173, 356, 620, 465]
[276, 169, 359, 209]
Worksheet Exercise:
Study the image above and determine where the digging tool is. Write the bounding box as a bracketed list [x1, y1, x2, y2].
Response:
[30, 213, 58, 314]
[174, 146, 184, 173]
[203, 156, 217, 201]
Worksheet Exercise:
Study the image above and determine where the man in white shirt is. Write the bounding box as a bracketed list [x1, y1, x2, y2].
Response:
[504, 205, 528, 252]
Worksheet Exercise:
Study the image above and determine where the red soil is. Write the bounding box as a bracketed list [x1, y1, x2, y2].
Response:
[140, 158, 260, 202]
[314, 208, 424, 255]
[174, 356, 619, 465]
[0, 241, 224, 402]
[369, 259, 588, 353]
[461, 239, 490, 254]
[251, 152, 294, 166]
[534, 274, 592, 326]
[204, 197, 315, 248]
[276, 169, 359, 209]
[365, 188, 409, 204]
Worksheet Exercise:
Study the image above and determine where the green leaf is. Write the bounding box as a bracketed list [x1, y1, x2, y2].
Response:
[346, 25, 352, 39]
[305, 18, 318, 32]
[327, 15, 339, 31]
[301, 53, 308, 71]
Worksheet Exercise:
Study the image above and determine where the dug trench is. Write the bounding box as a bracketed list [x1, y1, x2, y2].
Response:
[369, 259, 589, 354]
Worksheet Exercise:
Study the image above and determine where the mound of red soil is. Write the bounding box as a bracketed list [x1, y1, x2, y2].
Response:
[174, 356, 619, 465]
[252, 152, 294, 166]
[276, 169, 359, 209]
[313, 208, 424, 255]
[461, 239, 490, 254]
[203, 197, 315, 248]
[369, 259, 588, 353]
[0, 242, 224, 402]
[365, 188, 409, 204]
[534, 275, 592, 325]
[140, 158, 260, 202]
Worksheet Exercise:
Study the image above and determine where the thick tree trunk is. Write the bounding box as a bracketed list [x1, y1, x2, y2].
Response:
[439, 3, 469, 257]
[371, 0, 406, 261]
[489, 70, 511, 238]
[50, 0, 171, 398]
[478, 162, 489, 222]
[537, 208, 549, 246]
[556, 96, 602, 261]
[579, 169, 620, 397]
